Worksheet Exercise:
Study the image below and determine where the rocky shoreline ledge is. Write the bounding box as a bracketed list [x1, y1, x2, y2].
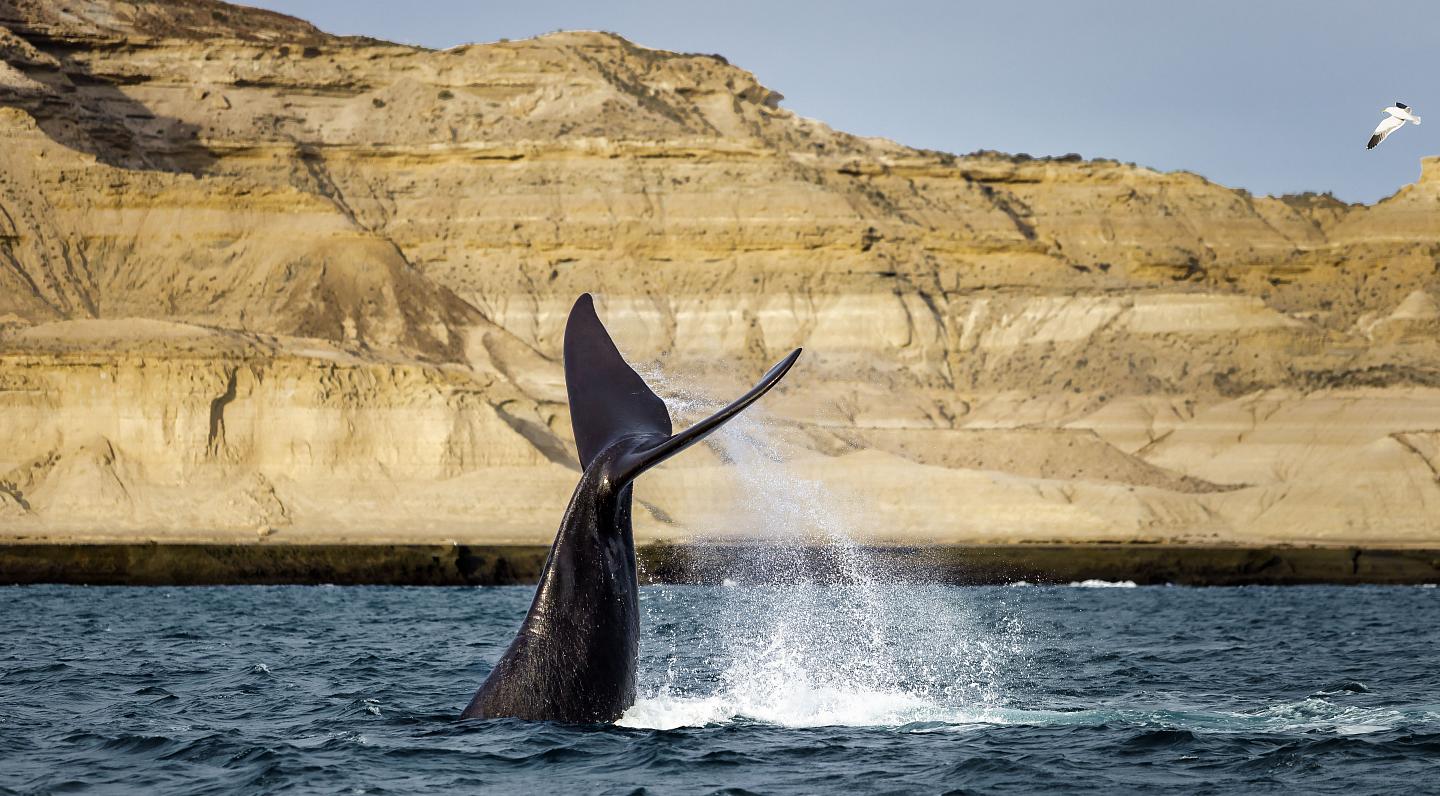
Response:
[1, 543, 1436, 586]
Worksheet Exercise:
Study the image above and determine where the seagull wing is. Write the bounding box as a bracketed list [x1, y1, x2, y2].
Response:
[1368, 114, 1406, 149]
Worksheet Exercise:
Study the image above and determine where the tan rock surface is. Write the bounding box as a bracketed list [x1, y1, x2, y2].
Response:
[0, 0, 1436, 545]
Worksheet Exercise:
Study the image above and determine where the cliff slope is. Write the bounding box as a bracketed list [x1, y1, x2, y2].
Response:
[1, 0, 1437, 545]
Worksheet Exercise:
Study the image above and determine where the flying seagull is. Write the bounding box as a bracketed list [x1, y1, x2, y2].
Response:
[1367, 102, 1421, 150]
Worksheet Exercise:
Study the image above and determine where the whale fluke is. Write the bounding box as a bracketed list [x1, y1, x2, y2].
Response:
[564, 293, 801, 486]
[462, 293, 801, 723]
[563, 293, 673, 468]
[609, 343, 801, 487]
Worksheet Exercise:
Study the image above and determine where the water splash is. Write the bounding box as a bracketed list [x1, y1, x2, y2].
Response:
[623, 364, 1025, 729]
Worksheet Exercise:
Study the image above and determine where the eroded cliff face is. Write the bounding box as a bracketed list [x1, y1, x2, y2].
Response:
[1, 0, 1437, 545]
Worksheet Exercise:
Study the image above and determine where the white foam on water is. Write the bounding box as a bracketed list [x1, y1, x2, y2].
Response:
[905, 699, 1415, 737]
[624, 365, 1025, 729]
[620, 686, 1002, 730]
[1240, 696, 1403, 735]
[624, 693, 1417, 735]
[1335, 724, 1390, 735]
[1068, 579, 1138, 588]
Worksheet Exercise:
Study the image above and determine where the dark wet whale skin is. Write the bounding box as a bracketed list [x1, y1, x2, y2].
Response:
[461, 436, 657, 723]
[461, 293, 799, 723]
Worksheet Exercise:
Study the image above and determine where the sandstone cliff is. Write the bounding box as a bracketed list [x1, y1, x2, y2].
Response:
[1, 0, 1437, 546]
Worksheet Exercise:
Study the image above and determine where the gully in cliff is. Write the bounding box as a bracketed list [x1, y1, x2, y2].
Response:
[462, 294, 801, 722]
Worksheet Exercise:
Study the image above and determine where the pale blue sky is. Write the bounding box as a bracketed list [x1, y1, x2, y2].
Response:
[248, 0, 1438, 204]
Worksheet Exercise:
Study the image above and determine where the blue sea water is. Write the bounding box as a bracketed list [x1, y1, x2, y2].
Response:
[1, 582, 1437, 794]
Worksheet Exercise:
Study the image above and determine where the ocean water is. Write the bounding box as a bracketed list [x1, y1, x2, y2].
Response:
[2, 582, 1438, 794]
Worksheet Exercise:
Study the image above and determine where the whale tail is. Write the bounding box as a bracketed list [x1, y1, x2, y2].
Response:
[563, 293, 801, 484]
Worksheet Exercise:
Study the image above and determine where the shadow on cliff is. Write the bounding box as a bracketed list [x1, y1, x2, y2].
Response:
[1, 34, 217, 174]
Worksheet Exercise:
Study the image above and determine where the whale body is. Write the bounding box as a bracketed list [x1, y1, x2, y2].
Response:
[462, 294, 800, 722]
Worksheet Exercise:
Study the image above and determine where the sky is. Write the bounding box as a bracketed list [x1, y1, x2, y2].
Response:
[247, 0, 1439, 204]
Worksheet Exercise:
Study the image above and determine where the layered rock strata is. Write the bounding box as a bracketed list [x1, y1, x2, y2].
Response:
[1, 0, 1437, 545]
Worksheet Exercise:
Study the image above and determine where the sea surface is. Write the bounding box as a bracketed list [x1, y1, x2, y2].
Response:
[1, 582, 1437, 794]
